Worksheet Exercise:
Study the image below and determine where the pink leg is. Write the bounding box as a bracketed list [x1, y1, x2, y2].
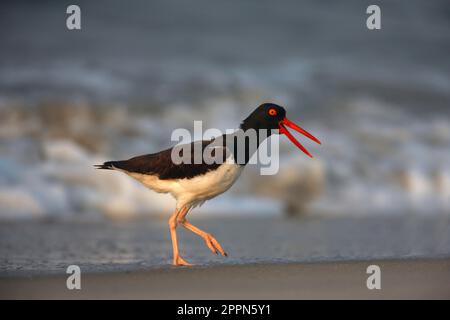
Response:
[168, 207, 192, 266]
[177, 207, 228, 257]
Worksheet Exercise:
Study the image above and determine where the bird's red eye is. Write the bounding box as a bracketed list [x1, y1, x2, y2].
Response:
[268, 108, 277, 116]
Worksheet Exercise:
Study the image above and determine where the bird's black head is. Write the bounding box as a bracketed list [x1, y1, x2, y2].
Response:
[240, 103, 286, 131]
[240, 103, 321, 158]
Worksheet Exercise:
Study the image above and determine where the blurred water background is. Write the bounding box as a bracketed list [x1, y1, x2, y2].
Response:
[0, 0, 449, 221]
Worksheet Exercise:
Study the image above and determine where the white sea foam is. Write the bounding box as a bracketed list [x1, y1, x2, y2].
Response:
[1, 95, 449, 220]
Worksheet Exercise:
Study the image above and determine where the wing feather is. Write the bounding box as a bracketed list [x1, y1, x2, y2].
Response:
[96, 139, 230, 180]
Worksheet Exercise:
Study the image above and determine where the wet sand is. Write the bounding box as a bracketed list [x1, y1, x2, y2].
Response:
[2, 216, 450, 276]
[1, 258, 449, 299]
[1, 216, 450, 299]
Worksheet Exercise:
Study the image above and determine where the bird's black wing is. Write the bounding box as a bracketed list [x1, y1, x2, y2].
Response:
[95, 139, 230, 180]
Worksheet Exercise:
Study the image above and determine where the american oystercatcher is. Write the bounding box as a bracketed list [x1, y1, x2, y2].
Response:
[95, 103, 321, 266]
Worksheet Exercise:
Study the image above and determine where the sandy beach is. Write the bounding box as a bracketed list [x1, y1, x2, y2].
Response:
[1, 216, 450, 299]
[1, 258, 449, 299]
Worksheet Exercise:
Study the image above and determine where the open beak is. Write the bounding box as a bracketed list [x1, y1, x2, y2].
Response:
[279, 118, 321, 158]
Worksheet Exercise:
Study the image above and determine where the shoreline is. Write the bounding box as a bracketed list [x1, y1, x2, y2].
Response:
[1, 258, 449, 299]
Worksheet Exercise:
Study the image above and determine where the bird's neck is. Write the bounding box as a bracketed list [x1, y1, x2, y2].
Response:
[223, 125, 272, 165]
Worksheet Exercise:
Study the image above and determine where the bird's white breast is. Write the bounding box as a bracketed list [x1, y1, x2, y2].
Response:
[175, 160, 243, 208]
[128, 158, 243, 210]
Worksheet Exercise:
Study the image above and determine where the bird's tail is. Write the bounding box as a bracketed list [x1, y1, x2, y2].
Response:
[94, 161, 117, 170]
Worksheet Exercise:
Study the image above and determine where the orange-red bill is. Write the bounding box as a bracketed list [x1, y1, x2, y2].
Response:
[279, 117, 321, 158]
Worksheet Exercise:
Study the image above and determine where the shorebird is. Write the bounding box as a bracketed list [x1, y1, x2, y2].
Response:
[95, 103, 321, 266]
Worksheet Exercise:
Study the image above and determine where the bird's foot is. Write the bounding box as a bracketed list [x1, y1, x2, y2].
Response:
[204, 233, 228, 257]
[173, 256, 193, 266]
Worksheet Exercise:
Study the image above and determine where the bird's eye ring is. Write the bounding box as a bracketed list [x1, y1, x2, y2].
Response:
[268, 108, 277, 116]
